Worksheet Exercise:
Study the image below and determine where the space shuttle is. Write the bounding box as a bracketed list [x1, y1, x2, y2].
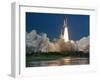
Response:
[63, 16, 68, 29]
[60, 16, 69, 42]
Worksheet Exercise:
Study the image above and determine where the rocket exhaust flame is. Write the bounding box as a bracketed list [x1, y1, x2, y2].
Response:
[63, 27, 69, 42]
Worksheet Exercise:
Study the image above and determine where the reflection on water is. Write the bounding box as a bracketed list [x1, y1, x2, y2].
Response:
[27, 57, 89, 67]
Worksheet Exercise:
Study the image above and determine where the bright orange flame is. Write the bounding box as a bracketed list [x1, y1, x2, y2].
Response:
[63, 27, 69, 42]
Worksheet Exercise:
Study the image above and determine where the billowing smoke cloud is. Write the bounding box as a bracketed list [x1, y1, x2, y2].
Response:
[26, 30, 49, 53]
[76, 36, 89, 53]
[26, 30, 89, 54]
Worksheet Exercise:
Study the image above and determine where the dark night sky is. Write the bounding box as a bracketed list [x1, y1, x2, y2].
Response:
[26, 12, 89, 41]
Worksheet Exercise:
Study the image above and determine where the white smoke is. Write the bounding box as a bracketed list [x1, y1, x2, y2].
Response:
[26, 30, 50, 53]
[76, 36, 89, 53]
[26, 30, 89, 54]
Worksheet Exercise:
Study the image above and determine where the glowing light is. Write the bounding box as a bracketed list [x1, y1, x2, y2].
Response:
[63, 27, 69, 42]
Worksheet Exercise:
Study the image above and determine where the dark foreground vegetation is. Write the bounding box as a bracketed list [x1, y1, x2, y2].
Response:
[26, 51, 89, 64]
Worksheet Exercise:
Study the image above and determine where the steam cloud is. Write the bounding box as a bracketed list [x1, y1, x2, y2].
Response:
[26, 30, 89, 54]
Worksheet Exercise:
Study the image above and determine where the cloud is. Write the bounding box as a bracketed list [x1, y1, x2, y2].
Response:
[26, 30, 50, 53]
[26, 30, 89, 54]
[77, 36, 89, 53]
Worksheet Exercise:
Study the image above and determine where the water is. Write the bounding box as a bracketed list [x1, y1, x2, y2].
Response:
[27, 57, 89, 67]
